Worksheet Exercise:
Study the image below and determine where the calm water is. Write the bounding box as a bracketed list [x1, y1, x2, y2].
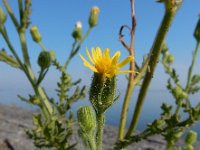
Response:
[0, 88, 200, 139]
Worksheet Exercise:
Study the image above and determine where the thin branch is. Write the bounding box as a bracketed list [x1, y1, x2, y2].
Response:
[118, 25, 131, 51]
[118, 0, 136, 140]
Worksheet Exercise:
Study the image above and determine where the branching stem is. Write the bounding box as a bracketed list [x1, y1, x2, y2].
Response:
[125, 5, 180, 139]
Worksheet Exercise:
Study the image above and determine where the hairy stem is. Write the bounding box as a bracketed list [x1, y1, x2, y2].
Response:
[96, 112, 105, 150]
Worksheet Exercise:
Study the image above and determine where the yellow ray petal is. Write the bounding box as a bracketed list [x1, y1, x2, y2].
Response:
[103, 48, 110, 59]
[79, 54, 97, 72]
[86, 48, 95, 64]
[96, 47, 103, 58]
[111, 51, 121, 65]
[92, 48, 97, 63]
[117, 56, 133, 68]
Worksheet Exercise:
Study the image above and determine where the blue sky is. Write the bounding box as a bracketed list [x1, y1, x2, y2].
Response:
[0, 0, 200, 92]
[1, 1, 200, 134]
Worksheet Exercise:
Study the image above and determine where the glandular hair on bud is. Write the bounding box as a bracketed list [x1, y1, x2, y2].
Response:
[72, 21, 82, 41]
[88, 6, 100, 28]
[77, 106, 96, 134]
[37, 51, 51, 69]
[0, 6, 6, 24]
[89, 73, 116, 113]
[30, 26, 42, 43]
[194, 16, 200, 42]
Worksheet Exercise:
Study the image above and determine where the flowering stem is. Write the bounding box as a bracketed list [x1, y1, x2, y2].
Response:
[65, 28, 92, 69]
[185, 41, 200, 92]
[96, 112, 105, 150]
[0, 22, 53, 117]
[125, 4, 181, 139]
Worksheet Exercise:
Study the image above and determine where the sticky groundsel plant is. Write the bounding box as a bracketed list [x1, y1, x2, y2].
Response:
[0, 0, 200, 150]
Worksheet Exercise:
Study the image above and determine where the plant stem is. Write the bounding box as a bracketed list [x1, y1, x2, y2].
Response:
[185, 42, 200, 92]
[0, 25, 53, 116]
[96, 112, 105, 150]
[19, 31, 31, 66]
[118, 0, 136, 140]
[166, 142, 173, 150]
[64, 28, 91, 69]
[3, 0, 19, 29]
[88, 135, 96, 150]
[125, 8, 179, 139]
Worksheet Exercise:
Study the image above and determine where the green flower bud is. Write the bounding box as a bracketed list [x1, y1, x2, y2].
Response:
[90, 73, 116, 113]
[30, 95, 40, 105]
[0, 6, 6, 24]
[172, 85, 187, 101]
[191, 75, 200, 84]
[88, 6, 100, 28]
[194, 16, 200, 42]
[77, 106, 96, 134]
[167, 55, 174, 64]
[30, 26, 42, 43]
[37, 51, 51, 69]
[49, 50, 55, 61]
[185, 131, 197, 145]
[72, 21, 82, 41]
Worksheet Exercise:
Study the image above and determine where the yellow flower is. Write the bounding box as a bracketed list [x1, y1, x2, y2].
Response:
[80, 47, 133, 78]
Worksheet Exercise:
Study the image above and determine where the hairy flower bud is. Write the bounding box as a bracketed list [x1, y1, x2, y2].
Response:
[194, 16, 200, 42]
[185, 130, 197, 145]
[0, 6, 6, 24]
[77, 106, 96, 134]
[30, 26, 42, 43]
[90, 73, 116, 113]
[72, 21, 82, 41]
[88, 6, 100, 28]
[37, 51, 51, 69]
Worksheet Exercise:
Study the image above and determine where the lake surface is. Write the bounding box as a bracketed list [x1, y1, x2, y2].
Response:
[0, 88, 200, 139]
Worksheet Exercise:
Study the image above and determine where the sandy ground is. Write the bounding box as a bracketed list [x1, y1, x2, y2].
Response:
[0, 104, 199, 150]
